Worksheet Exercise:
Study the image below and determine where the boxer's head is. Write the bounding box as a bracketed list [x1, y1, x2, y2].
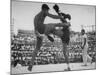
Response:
[41, 4, 50, 11]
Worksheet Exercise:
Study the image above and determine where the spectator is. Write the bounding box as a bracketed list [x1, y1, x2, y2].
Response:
[80, 29, 92, 66]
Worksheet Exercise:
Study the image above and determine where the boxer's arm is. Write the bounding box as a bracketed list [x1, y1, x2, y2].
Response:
[46, 12, 62, 19]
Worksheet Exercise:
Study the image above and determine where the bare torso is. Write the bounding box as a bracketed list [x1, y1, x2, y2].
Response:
[34, 10, 62, 34]
[34, 11, 46, 34]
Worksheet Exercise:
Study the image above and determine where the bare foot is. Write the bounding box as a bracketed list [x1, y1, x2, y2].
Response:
[28, 65, 33, 71]
[64, 67, 71, 71]
[82, 64, 88, 66]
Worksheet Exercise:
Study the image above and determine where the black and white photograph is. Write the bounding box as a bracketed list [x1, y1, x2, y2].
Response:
[11, 0, 96, 74]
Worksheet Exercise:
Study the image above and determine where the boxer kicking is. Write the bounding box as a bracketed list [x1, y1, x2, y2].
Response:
[28, 4, 71, 71]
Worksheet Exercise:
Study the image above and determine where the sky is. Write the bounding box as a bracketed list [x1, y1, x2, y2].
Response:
[11, 0, 96, 34]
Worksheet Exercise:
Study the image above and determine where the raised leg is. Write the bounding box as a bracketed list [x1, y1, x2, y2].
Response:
[28, 36, 43, 71]
[55, 22, 71, 27]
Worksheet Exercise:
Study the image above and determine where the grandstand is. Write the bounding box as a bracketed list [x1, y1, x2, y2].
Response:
[11, 27, 96, 67]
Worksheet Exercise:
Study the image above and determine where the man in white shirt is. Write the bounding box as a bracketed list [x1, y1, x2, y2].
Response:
[81, 29, 92, 66]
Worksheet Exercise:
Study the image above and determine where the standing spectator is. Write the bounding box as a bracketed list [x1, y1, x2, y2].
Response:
[81, 29, 92, 66]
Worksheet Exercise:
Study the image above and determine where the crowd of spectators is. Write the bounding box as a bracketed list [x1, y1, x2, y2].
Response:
[11, 31, 96, 67]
